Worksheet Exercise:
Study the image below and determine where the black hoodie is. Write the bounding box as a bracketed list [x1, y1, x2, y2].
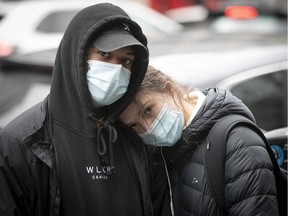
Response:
[49, 3, 151, 216]
[0, 3, 171, 216]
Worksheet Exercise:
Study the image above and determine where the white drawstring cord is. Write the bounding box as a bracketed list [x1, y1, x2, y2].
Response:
[160, 148, 175, 216]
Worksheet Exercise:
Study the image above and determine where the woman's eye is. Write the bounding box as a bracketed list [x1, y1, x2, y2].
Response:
[128, 123, 137, 129]
[144, 106, 152, 115]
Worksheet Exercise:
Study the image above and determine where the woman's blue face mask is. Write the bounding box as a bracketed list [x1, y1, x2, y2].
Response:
[139, 103, 184, 147]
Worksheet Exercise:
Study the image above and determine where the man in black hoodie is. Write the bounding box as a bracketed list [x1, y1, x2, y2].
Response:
[0, 3, 170, 216]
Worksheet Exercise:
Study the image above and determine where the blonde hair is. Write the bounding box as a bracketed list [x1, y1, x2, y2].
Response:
[133, 65, 192, 123]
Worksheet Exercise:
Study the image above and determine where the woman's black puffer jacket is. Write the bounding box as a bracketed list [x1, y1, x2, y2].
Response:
[165, 88, 279, 216]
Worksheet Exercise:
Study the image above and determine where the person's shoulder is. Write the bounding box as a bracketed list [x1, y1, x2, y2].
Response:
[228, 125, 265, 149]
[0, 99, 48, 145]
[226, 125, 269, 169]
[225, 125, 273, 180]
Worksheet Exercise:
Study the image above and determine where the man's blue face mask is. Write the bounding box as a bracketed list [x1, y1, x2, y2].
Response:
[86, 60, 131, 107]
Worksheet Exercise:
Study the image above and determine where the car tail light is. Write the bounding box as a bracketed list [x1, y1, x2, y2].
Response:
[224, 6, 258, 19]
[0, 42, 15, 57]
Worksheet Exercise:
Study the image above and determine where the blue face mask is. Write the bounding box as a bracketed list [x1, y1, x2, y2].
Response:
[86, 60, 131, 107]
[139, 103, 184, 147]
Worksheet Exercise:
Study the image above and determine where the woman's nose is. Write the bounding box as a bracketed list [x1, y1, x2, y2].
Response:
[141, 125, 150, 133]
[140, 119, 154, 134]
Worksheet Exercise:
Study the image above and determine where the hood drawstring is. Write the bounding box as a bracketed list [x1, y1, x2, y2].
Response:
[89, 113, 118, 175]
[97, 124, 117, 174]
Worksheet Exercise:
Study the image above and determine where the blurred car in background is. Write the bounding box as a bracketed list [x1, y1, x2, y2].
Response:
[0, 48, 57, 72]
[150, 0, 287, 22]
[0, 0, 182, 59]
[217, 60, 287, 131]
[148, 0, 287, 57]
[0, 0, 60, 20]
[0, 0, 28, 19]
[150, 45, 286, 89]
[0, 69, 51, 127]
[205, 0, 287, 17]
[150, 45, 287, 131]
[0, 0, 286, 70]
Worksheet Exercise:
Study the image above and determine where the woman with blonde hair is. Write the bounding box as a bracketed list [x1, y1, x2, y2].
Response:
[120, 65, 279, 216]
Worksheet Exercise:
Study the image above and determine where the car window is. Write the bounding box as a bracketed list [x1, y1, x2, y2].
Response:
[36, 10, 78, 33]
[230, 69, 287, 131]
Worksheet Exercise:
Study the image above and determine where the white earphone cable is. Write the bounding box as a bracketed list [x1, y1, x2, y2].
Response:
[160, 147, 175, 216]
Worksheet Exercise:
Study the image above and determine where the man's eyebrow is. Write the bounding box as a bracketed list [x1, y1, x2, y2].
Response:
[126, 51, 135, 56]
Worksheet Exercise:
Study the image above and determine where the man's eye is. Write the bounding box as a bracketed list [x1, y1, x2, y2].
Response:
[98, 51, 109, 57]
[122, 58, 132, 66]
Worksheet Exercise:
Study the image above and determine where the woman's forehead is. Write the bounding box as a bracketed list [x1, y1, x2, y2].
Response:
[137, 91, 163, 103]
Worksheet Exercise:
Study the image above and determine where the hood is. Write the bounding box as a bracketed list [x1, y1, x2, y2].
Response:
[190, 88, 256, 138]
[49, 3, 149, 135]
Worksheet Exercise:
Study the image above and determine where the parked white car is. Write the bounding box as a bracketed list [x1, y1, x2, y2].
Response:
[150, 45, 287, 90]
[0, 0, 182, 58]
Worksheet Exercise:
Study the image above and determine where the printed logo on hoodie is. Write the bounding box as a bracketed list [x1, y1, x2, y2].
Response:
[85, 165, 112, 180]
